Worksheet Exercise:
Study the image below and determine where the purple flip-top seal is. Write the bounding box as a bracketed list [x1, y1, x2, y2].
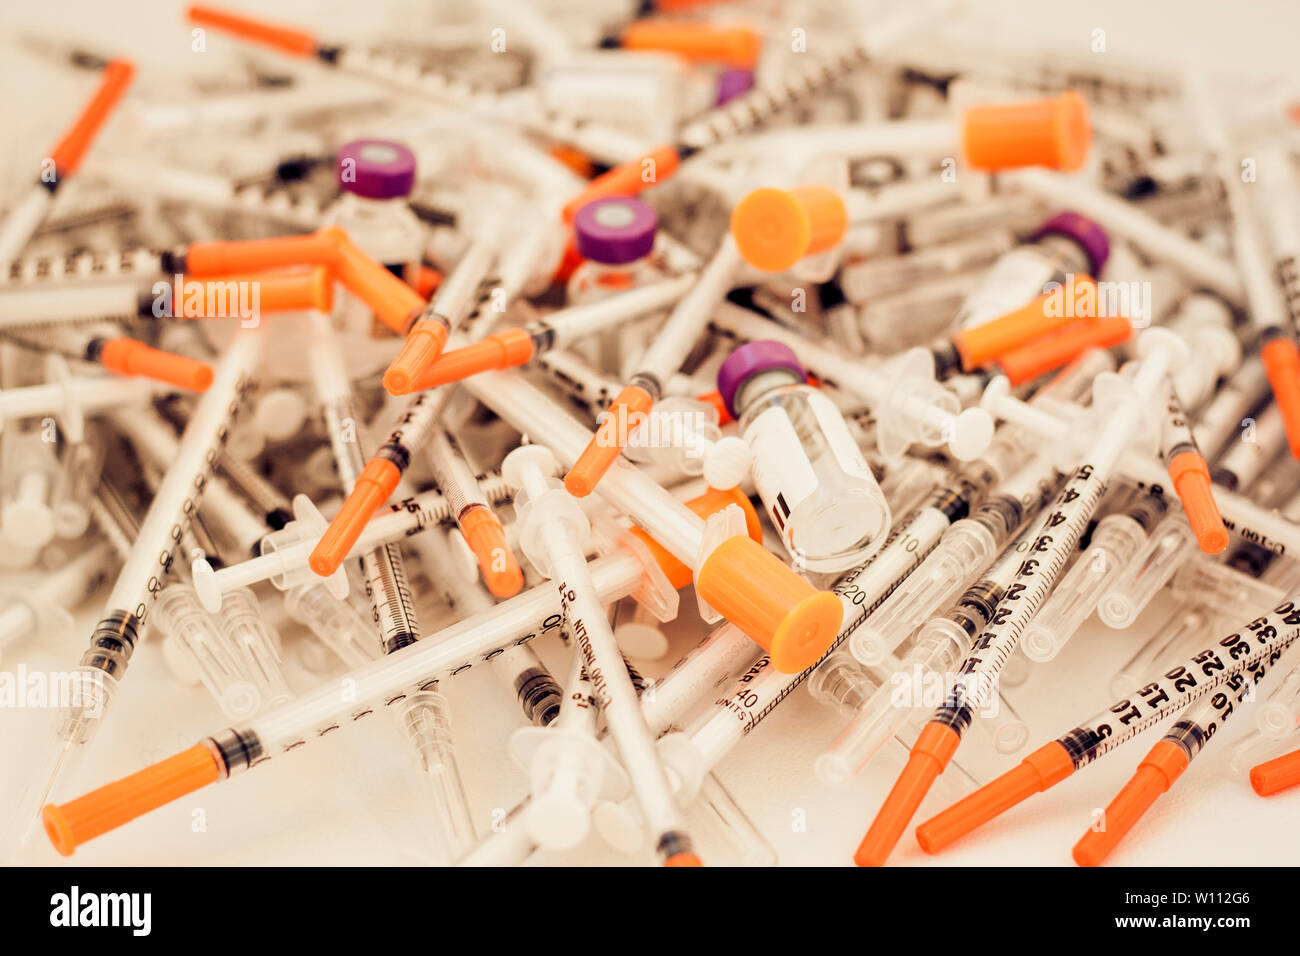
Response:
[337, 139, 417, 200]
[573, 197, 657, 264]
[1034, 211, 1109, 276]
[717, 340, 807, 417]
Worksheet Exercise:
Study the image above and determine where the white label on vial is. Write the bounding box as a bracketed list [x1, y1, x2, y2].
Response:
[747, 405, 819, 544]
[955, 248, 1057, 329]
[806, 390, 874, 481]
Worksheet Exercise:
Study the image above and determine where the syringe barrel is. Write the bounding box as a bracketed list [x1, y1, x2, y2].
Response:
[283, 582, 380, 670]
[818, 618, 967, 785]
[849, 517, 996, 665]
[399, 689, 476, 860]
[1098, 515, 1197, 628]
[1021, 513, 1147, 662]
[1258, 662, 1300, 739]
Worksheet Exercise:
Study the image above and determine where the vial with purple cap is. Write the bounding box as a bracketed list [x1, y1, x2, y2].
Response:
[323, 139, 425, 338]
[566, 197, 670, 306]
[954, 211, 1110, 330]
[718, 340, 891, 573]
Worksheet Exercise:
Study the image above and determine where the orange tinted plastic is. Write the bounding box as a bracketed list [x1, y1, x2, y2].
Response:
[1072, 740, 1187, 867]
[1250, 746, 1300, 796]
[1261, 337, 1300, 459]
[620, 20, 761, 69]
[42, 744, 220, 856]
[562, 145, 682, 223]
[564, 385, 654, 497]
[954, 277, 1098, 370]
[415, 265, 442, 299]
[1168, 451, 1228, 554]
[854, 722, 959, 867]
[98, 338, 214, 392]
[188, 5, 317, 56]
[664, 852, 703, 866]
[696, 389, 733, 425]
[694, 535, 842, 672]
[460, 506, 524, 598]
[309, 458, 401, 577]
[48, 60, 136, 180]
[548, 145, 594, 179]
[730, 186, 847, 273]
[410, 328, 536, 391]
[383, 318, 451, 395]
[332, 233, 427, 335]
[962, 90, 1092, 172]
[630, 486, 761, 589]
[996, 314, 1132, 384]
[184, 232, 340, 276]
[914, 741, 1074, 853]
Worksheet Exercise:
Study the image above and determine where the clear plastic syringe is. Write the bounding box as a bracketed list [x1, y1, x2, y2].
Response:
[819, 519, 1043, 785]
[1020, 486, 1168, 663]
[39, 537, 655, 855]
[306, 310, 422, 655]
[381, 194, 510, 393]
[401, 275, 696, 392]
[425, 427, 524, 598]
[0, 540, 115, 665]
[503, 445, 698, 865]
[1073, 645, 1288, 866]
[461, 368, 844, 674]
[917, 590, 1300, 857]
[32, 326, 260, 814]
[855, 328, 1186, 866]
[0, 60, 135, 264]
[852, 454, 1061, 667]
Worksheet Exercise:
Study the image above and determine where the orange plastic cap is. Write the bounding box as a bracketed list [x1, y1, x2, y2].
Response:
[410, 328, 536, 391]
[332, 233, 427, 335]
[415, 265, 442, 299]
[564, 385, 654, 497]
[99, 338, 214, 391]
[1250, 745, 1300, 796]
[954, 276, 1098, 371]
[620, 20, 761, 69]
[383, 318, 451, 395]
[460, 506, 524, 598]
[1261, 337, 1300, 459]
[730, 185, 847, 273]
[188, 5, 317, 57]
[855, 722, 960, 866]
[997, 314, 1133, 385]
[43, 744, 220, 856]
[962, 90, 1092, 172]
[915, 741, 1074, 853]
[664, 852, 703, 866]
[630, 485, 762, 589]
[309, 458, 401, 577]
[562, 145, 682, 223]
[695, 535, 842, 672]
[184, 231, 341, 276]
[1072, 740, 1187, 867]
[48, 60, 136, 180]
[1168, 451, 1228, 554]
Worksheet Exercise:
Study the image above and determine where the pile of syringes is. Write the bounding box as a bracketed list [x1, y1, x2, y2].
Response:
[0, 0, 1299, 868]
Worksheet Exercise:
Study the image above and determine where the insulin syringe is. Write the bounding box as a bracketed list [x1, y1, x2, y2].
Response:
[0, 60, 135, 265]
[854, 328, 1185, 866]
[31, 327, 260, 814]
[916, 592, 1300, 858]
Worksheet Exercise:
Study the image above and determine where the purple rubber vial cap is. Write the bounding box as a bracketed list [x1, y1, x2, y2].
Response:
[1034, 211, 1109, 276]
[573, 198, 657, 264]
[717, 340, 807, 418]
[337, 139, 417, 200]
[715, 69, 754, 106]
